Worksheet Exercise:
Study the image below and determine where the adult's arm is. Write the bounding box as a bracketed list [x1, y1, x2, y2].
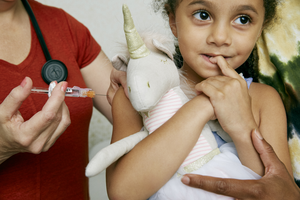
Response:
[182, 129, 300, 199]
[80, 50, 127, 123]
[0, 77, 71, 164]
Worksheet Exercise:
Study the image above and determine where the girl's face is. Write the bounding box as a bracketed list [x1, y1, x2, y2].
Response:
[169, 0, 265, 83]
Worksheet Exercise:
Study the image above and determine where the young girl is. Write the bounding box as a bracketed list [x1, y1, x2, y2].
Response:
[106, 0, 293, 199]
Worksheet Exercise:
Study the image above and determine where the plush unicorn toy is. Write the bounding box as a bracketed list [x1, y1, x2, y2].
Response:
[85, 4, 218, 177]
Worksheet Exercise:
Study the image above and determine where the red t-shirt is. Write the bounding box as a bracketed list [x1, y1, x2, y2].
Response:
[0, 1, 101, 199]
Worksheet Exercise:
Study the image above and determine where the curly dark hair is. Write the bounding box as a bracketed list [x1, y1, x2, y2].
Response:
[153, 0, 279, 82]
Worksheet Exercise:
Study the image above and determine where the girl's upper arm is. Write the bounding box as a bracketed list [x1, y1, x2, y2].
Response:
[80, 51, 113, 123]
[110, 87, 143, 143]
[106, 86, 143, 197]
[253, 83, 293, 176]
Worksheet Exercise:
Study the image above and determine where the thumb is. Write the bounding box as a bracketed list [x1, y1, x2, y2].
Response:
[117, 71, 128, 98]
[112, 69, 128, 98]
[0, 77, 33, 118]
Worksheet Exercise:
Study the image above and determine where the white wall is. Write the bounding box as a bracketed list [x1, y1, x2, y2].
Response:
[36, 0, 171, 199]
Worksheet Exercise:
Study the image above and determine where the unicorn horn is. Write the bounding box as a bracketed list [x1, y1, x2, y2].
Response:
[122, 4, 150, 59]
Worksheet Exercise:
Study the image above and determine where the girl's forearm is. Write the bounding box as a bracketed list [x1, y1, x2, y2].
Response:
[107, 93, 213, 200]
[225, 114, 264, 176]
[231, 128, 264, 176]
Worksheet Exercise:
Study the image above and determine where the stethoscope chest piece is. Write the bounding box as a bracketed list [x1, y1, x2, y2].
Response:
[22, 0, 68, 85]
[41, 60, 68, 85]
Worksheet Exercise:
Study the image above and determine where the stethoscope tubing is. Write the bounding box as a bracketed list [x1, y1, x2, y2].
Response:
[21, 0, 68, 85]
[21, 0, 52, 61]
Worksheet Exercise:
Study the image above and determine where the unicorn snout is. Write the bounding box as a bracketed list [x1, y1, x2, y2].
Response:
[127, 81, 150, 95]
[128, 75, 152, 93]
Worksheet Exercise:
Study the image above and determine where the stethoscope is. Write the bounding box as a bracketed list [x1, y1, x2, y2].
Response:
[21, 0, 68, 85]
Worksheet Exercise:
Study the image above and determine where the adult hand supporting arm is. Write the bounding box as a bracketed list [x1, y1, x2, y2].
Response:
[181, 129, 300, 200]
[0, 77, 71, 164]
[80, 50, 127, 123]
[107, 67, 127, 105]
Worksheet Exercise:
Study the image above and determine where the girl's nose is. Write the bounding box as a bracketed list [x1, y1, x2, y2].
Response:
[206, 22, 232, 47]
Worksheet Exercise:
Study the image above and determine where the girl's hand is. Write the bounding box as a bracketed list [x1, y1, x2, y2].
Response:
[107, 68, 127, 105]
[0, 77, 71, 164]
[195, 56, 257, 140]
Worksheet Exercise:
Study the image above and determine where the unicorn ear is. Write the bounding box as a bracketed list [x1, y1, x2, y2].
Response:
[111, 54, 128, 71]
[152, 39, 174, 61]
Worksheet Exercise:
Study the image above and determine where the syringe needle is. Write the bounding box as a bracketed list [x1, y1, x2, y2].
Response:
[31, 88, 49, 94]
[31, 87, 107, 98]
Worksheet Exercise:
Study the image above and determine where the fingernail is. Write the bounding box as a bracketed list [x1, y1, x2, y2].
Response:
[61, 82, 68, 92]
[255, 129, 263, 140]
[20, 77, 27, 88]
[181, 176, 190, 185]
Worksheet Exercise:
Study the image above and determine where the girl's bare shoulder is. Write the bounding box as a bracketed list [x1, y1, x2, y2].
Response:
[249, 82, 284, 110]
[249, 82, 280, 97]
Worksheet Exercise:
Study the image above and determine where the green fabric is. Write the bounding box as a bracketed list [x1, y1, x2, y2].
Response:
[256, 0, 300, 186]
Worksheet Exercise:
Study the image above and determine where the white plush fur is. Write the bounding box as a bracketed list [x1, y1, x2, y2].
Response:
[115, 31, 197, 100]
[85, 32, 215, 177]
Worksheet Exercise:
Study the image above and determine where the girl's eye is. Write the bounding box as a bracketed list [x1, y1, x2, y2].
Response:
[193, 11, 210, 21]
[235, 16, 251, 25]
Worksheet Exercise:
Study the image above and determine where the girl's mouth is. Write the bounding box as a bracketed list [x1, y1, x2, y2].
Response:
[202, 54, 215, 63]
[202, 54, 230, 60]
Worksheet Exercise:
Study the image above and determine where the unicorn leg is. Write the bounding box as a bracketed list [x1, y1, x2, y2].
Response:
[85, 130, 148, 177]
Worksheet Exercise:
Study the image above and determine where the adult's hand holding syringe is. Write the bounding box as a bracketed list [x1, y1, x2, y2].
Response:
[31, 82, 107, 98]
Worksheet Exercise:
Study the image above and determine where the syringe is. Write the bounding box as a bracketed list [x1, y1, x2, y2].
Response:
[31, 86, 107, 98]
